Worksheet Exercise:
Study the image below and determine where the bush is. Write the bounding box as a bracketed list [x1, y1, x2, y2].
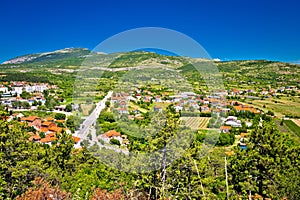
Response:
[267, 110, 274, 116]
[55, 113, 66, 120]
[110, 138, 121, 146]
[200, 112, 211, 117]
[65, 104, 72, 112]
[217, 133, 235, 146]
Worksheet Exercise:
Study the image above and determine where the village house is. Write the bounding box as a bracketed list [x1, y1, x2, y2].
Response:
[233, 104, 260, 114]
[21, 116, 42, 129]
[153, 106, 162, 112]
[220, 126, 232, 133]
[40, 136, 57, 145]
[118, 107, 129, 115]
[28, 132, 41, 142]
[45, 117, 55, 122]
[200, 105, 211, 113]
[154, 95, 162, 102]
[72, 136, 81, 148]
[98, 130, 122, 144]
[174, 104, 183, 112]
[0, 85, 8, 93]
[40, 121, 56, 133]
[224, 116, 242, 127]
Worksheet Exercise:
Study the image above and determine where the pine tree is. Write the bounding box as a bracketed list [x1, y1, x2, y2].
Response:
[229, 120, 300, 199]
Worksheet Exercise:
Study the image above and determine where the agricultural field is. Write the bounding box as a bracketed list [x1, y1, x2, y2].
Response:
[180, 117, 210, 130]
[292, 119, 300, 127]
[128, 101, 148, 113]
[245, 96, 300, 118]
[284, 120, 300, 138]
[80, 104, 94, 115]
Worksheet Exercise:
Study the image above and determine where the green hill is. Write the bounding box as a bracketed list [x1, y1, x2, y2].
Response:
[1, 48, 299, 89]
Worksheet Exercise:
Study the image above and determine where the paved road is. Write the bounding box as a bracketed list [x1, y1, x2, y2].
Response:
[75, 90, 129, 154]
[76, 91, 113, 139]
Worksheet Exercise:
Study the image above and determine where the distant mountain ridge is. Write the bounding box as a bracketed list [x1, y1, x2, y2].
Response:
[1, 48, 299, 86]
[2, 48, 90, 64]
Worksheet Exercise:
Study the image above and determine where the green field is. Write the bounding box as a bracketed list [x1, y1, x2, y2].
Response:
[284, 120, 300, 137]
[246, 97, 300, 118]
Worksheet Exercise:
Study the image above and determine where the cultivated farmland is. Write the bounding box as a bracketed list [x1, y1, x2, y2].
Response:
[180, 117, 210, 130]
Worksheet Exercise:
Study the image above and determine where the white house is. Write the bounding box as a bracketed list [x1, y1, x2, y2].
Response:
[0, 86, 8, 93]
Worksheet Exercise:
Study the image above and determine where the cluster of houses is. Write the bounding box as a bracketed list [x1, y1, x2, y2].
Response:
[2, 94, 46, 108]
[109, 89, 261, 124]
[6, 113, 81, 147]
[97, 129, 129, 146]
[0, 81, 57, 96]
[105, 87, 266, 151]
[0, 82, 69, 112]
[228, 85, 299, 98]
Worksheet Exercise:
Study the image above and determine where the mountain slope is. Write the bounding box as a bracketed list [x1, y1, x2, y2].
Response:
[0, 48, 299, 87]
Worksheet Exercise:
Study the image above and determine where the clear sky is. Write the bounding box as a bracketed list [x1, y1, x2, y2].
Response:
[1, 0, 300, 63]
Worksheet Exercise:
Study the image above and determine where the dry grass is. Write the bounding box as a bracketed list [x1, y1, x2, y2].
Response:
[80, 104, 93, 115]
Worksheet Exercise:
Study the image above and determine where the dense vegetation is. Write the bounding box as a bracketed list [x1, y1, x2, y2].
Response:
[0, 50, 299, 199]
[0, 105, 299, 199]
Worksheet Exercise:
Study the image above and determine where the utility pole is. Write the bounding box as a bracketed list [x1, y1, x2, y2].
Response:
[225, 156, 229, 199]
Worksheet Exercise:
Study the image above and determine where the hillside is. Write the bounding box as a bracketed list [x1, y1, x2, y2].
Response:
[1, 48, 299, 89]
[0, 48, 299, 199]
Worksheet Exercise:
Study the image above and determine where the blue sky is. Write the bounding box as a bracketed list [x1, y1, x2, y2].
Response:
[1, 0, 300, 63]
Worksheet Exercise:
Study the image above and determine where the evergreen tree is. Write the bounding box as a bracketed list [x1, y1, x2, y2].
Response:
[229, 121, 300, 199]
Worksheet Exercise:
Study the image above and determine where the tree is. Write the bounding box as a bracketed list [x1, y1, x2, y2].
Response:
[229, 121, 300, 199]
[217, 133, 235, 146]
[39, 132, 46, 138]
[16, 177, 71, 200]
[32, 100, 38, 106]
[55, 113, 66, 120]
[110, 138, 121, 146]
[57, 122, 65, 128]
[42, 90, 49, 98]
[65, 104, 72, 112]
[12, 101, 21, 109]
[0, 115, 45, 198]
[20, 91, 31, 99]
[105, 100, 111, 108]
[266, 110, 274, 116]
[22, 102, 31, 109]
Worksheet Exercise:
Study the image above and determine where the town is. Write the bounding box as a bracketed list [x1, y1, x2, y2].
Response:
[1, 79, 299, 152]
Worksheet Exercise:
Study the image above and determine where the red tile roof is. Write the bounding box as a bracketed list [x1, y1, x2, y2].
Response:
[45, 117, 54, 121]
[104, 130, 121, 137]
[21, 116, 40, 122]
[40, 127, 49, 133]
[49, 126, 62, 133]
[72, 136, 81, 143]
[220, 126, 232, 130]
[42, 121, 54, 127]
[47, 132, 56, 137]
[40, 137, 56, 143]
[29, 134, 41, 141]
